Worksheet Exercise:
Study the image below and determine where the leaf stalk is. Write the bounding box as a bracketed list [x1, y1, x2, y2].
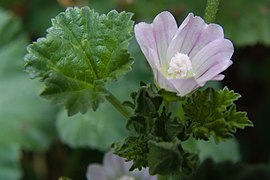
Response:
[105, 92, 132, 119]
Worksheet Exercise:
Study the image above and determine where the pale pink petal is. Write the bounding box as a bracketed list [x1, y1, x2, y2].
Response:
[135, 11, 177, 69]
[155, 70, 178, 93]
[135, 11, 234, 96]
[155, 70, 199, 96]
[196, 60, 232, 84]
[211, 74, 225, 81]
[103, 152, 125, 178]
[151, 11, 178, 68]
[192, 39, 234, 79]
[130, 167, 157, 180]
[166, 13, 204, 60]
[135, 23, 158, 69]
[169, 78, 200, 96]
[86, 164, 107, 180]
[188, 23, 224, 59]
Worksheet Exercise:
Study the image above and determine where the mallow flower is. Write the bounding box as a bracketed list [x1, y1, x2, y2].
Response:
[135, 12, 234, 96]
[86, 151, 157, 180]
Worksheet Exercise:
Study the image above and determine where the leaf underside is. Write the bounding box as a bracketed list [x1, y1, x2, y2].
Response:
[24, 7, 134, 116]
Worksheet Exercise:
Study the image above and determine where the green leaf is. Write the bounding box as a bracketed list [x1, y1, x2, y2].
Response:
[0, 8, 57, 152]
[112, 135, 149, 171]
[0, 8, 57, 180]
[147, 140, 182, 175]
[183, 87, 252, 141]
[0, 75, 57, 151]
[0, 8, 27, 76]
[0, 144, 21, 180]
[56, 101, 126, 151]
[126, 83, 163, 134]
[24, 7, 134, 116]
[216, 0, 270, 46]
[133, 83, 163, 116]
[182, 137, 240, 163]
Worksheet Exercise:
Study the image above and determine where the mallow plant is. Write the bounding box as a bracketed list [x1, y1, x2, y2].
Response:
[24, 0, 252, 179]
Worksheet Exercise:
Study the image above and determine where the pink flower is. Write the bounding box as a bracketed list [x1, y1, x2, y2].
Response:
[135, 12, 234, 96]
[86, 151, 157, 180]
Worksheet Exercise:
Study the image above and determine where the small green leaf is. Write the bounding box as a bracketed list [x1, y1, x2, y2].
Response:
[126, 83, 163, 134]
[112, 136, 149, 171]
[147, 140, 182, 175]
[133, 83, 163, 116]
[183, 87, 252, 141]
[25, 7, 134, 115]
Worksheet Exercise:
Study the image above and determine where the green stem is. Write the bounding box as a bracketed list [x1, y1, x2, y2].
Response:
[105, 92, 132, 119]
[204, 0, 220, 23]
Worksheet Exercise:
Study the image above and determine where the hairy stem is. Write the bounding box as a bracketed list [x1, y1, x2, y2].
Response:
[204, 0, 220, 23]
[105, 92, 132, 119]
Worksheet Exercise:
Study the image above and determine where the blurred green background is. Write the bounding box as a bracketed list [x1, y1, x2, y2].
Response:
[0, 0, 270, 179]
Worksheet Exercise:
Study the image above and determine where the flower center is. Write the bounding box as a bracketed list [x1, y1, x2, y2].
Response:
[167, 52, 195, 79]
[117, 175, 136, 180]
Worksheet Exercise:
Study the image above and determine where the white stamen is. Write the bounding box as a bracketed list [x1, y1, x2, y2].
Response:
[118, 175, 136, 180]
[167, 52, 195, 79]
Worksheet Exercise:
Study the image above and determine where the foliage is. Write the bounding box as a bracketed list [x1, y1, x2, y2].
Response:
[56, 101, 126, 151]
[184, 87, 253, 142]
[113, 83, 251, 177]
[0, 8, 58, 180]
[24, 7, 134, 116]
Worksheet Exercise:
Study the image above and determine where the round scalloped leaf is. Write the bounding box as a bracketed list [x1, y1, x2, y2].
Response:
[24, 7, 134, 116]
[56, 101, 126, 150]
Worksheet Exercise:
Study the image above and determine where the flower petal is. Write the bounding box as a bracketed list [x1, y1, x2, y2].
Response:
[166, 13, 200, 59]
[169, 77, 199, 96]
[196, 60, 232, 84]
[86, 164, 107, 180]
[192, 39, 234, 83]
[155, 70, 199, 96]
[130, 167, 157, 180]
[135, 23, 158, 69]
[103, 152, 126, 178]
[211, 74, 225, 81]
[188, 23, 224, 59]
[135, 11, 177, 70]
[167, 13, 225, 61]
[155, 69, 178, 92]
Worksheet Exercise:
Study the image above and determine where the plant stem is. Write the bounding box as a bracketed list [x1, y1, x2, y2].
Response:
[204, 0, 220, 23]
[105, 92, 132, 119]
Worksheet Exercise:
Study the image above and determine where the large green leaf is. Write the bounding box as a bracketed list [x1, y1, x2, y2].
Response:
[0, 144, 21, 180]
[0, 7, 57, 152]
[56, 39, 153, 151]
[182, 137, 240, 163]
[0, 75, 57, 151]
[25, 7, 134, 116]
[56, 101, 126, 150]
[216, 0, 270, 46]
[0, 8, 27, 76]
[0, 7, 58, 179]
